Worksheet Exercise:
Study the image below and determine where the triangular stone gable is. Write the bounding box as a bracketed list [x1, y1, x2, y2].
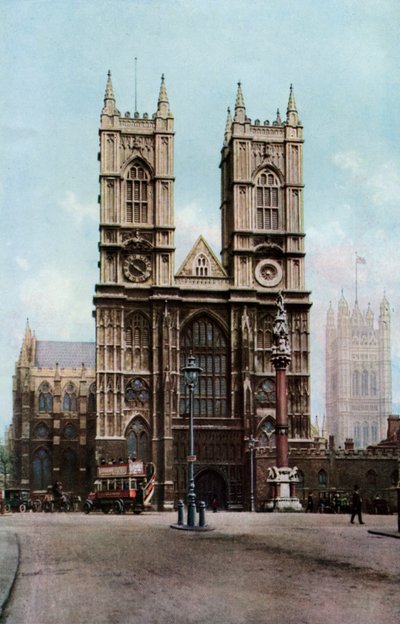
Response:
[176, 236, 227, 278]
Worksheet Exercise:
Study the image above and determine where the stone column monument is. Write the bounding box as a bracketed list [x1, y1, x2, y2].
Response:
[266, 293, 303, 511]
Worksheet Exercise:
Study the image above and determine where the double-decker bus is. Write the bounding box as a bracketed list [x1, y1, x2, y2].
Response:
[83, 459, 156, 515]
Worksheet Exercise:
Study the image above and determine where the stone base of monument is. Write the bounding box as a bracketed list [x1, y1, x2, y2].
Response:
[265, 466, 304, 512]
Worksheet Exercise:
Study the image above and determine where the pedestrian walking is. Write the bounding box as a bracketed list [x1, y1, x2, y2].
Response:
[305, 492, 313, 513]
[350, 485, 364, 524]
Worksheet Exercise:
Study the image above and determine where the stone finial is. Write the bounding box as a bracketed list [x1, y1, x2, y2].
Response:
[234, 82, 246, 123]
[224, 106, 232, 144]
[157, 74, 172, 118]
[102, 70, 119, 115]
[286, 84, 300, 126]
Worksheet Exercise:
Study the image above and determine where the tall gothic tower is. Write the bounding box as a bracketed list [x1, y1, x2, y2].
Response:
[219, 84, 310, 444]
[94, 73, 176, 505]
[326, 294, 392, 448]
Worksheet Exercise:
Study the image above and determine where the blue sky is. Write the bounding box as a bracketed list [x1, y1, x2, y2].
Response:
[1, 0, 400, 435]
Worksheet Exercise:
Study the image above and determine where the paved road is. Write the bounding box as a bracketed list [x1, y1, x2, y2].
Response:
[0, 511, 399, 624]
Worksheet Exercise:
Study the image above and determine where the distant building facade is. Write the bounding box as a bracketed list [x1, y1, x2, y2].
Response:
[326, 294, 392, 449]
[11, 323, 96, 496]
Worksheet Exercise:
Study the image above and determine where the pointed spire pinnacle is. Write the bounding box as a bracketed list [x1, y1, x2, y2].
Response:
[104, 70, 115, 100]
[286, 84, 300, 126]
[156, 74, 172, 119]
[158, 74, 168, 104]
[287, 84, 297, 112]
[276, 108, 282, 125]
[102, 70, 119, 116]
[19, 319, 34, 366]
[234, 82, 246, 123]
[224, 106, 232, 144]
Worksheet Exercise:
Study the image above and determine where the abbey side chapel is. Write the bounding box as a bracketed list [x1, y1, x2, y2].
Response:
[94, 73, 312, 510]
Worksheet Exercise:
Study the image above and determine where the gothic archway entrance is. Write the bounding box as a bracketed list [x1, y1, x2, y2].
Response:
[195, 469, 227, 509]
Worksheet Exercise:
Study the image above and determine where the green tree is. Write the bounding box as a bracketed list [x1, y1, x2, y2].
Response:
[0, 444, 12, 490]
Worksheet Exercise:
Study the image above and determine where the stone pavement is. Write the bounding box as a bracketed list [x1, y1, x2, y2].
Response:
[0, 512, 400, 621]
[0, 519, 19, 618]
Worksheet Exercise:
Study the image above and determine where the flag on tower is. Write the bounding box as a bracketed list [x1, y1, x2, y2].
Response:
[356, 255, 366, 264]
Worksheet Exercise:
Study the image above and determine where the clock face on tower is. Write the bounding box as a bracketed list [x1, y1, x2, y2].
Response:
[254, 258, 283, 288]
[123, 254, 152, 282]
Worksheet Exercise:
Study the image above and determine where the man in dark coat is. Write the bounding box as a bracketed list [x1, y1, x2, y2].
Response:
[350, 485, 364, 524]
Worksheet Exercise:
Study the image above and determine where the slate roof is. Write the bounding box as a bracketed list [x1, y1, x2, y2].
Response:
[35, 341, 95, 368]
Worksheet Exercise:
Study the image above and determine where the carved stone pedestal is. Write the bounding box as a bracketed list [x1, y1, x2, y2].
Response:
[265, 466, 303, 512]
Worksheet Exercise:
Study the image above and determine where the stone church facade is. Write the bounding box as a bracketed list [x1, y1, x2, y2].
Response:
[93, 74, 311, 510]
[11, 323, 96, 496]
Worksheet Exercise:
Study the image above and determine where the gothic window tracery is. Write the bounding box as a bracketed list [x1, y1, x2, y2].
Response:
[62, 423, 78, 440]
[63, 383, 77, 412]
[255, 170, 280, 230]
[125, 163, 150, 224]
[38, 382, 53, 412]
[180, 316, 228, 417]
[126, 418, 150, 461]
[33, 422, 50, 439]
[125, 378, 150, 406]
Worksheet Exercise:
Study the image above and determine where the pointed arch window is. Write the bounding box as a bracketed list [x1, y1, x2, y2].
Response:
[180, 316, 228, 418]
[63, 383, 77, 412]
[88, 383, 96, 414]
[126, 418, 150, 462]
[32, 448, 52, 491]
[255, 170, 280, 230]
[361, 370, 368, 396]
[38, 382, 53, 412]
[318, 469, 327, 487]
[125, 164, 150, 224]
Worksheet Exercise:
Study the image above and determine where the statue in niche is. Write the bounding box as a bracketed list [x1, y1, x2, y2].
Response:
[272, 292, 291, 356]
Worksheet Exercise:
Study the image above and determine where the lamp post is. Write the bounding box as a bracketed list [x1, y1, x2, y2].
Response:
[181, 354, 202, 528]
[245, 434, 257, 512]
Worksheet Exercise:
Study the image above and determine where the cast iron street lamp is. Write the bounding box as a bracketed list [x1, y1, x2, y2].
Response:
[181, 354, 202, 527]
[245, 434, 258, 512]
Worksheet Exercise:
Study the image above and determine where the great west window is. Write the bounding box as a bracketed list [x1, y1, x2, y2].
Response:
[180, 316, 228, 417]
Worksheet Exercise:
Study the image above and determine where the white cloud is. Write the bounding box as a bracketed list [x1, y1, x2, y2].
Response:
[19, 266, 94, 341]
[59, 191, 97, 224]
[333, 150, 400, 208]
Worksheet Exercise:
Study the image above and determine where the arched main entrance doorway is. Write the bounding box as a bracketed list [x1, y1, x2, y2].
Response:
[195, 469, 227, 509]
